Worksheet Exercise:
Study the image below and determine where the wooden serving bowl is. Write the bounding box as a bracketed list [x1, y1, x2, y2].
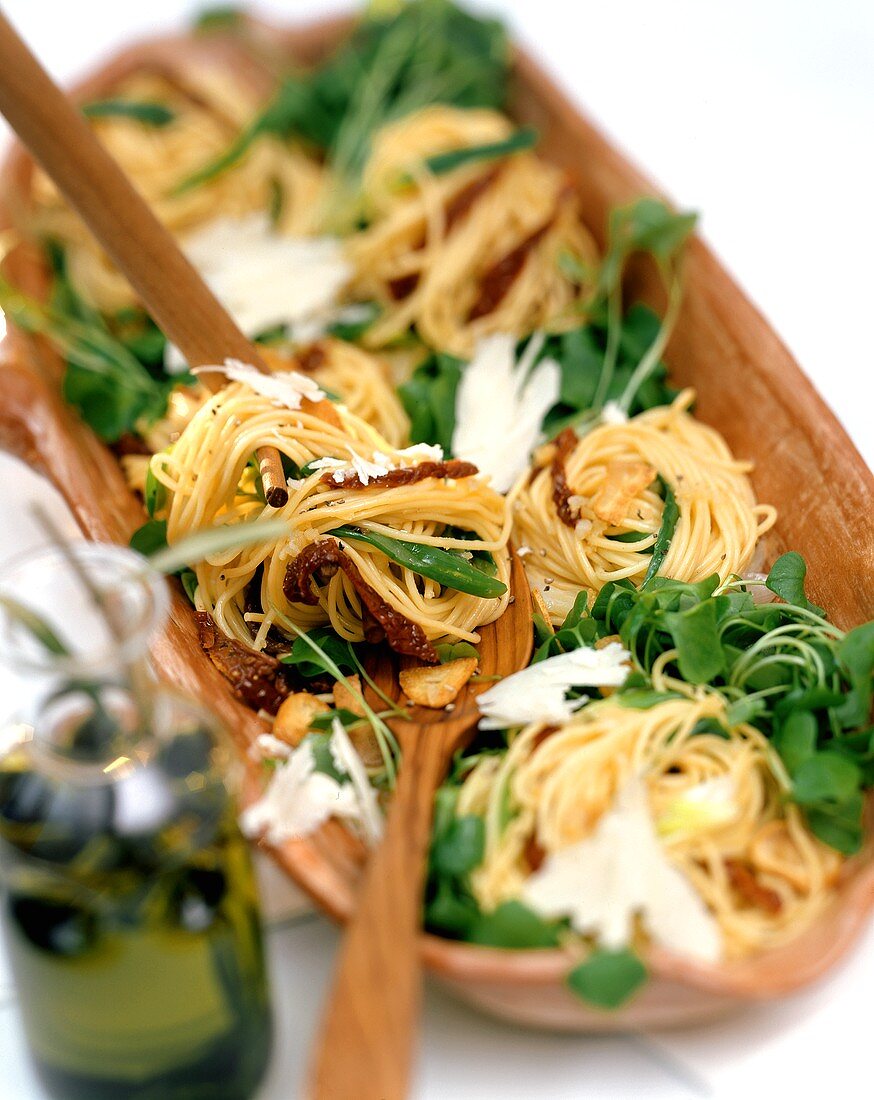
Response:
[0, 14, 872, 1030]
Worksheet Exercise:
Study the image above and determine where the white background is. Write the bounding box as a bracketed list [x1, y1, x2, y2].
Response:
[0, 1, 872, 1097]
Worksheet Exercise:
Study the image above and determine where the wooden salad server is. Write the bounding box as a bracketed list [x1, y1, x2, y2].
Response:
[309, 553, 533, 1100]
[0, 11, 289, 507]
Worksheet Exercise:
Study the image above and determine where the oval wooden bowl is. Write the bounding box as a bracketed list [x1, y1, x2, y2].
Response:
[1, 14, 872, 1031]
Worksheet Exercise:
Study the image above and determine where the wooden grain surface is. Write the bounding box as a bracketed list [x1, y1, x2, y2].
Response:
[308, 555, 531, 1100]
[0, 13, 871, 1031]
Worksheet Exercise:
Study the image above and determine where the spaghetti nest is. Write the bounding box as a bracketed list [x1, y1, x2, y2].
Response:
[512, 390, 777, 622]
[259, 342, 410, 448]
[346, 106, 599, 357]
[152, 380, 511, 652]
[30, 67, 326, 311]
[458, 681, 842, 959]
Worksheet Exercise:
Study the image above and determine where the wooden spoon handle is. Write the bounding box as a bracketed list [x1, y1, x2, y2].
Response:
[308, 730, 449, 1100]
[0, 13, 287, 506]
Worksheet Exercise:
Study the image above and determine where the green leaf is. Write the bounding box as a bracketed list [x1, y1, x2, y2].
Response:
[773, 710, 818, 776]
[0, 249, 178, 442]
[398, 352, 463, 453]
[179, 569, 198, 605]
[425, 879, 480, 938]
[599, 199, 697, 297]
[792, 751, 861, 806]
[82, 100, 175, 127]
[301, 731, 346, 783]
[663, 599, 725, 683]
[836, 622, 874, 728]
[144, 462, 167, 518]
[129, 519, 168, 558]
[766, 552, 812, 608]
[329, 526, 507, 599]
[420, 126, 538, 176]
[431, 815, 485, 877]
[566, 949, 648, 1010]
[434, 641, 479, 664]
[467, 900, 561, 949]
[641, 478, 679, 587]
[806, 794, 864, 855]
[280, 627, 358, 680]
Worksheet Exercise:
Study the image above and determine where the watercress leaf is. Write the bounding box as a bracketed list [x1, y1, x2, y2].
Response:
[144, 462, 167, 518]
[280, 627, 357, 680]
[329, 526, 507, 599]
[398, 352, 463, 453]
[792, 751, 861, 806]
[561, 591, 589, 631]
[806, 793, 864, 855]
[835, 622, 874, 728]
[301, 732, 346, 783]
[772, 710, 818, 776]
[425, 879, 480, 938]
[467, 900, 561, 949]
[431, 815, 485, 877]
[663, 599, 725, 683]
[434, 642, 479, 664]
[179, 569, 198, 605]
[566, 948, 648, 1010]
[129, 520, 168, 558]
[766, 551, 811, 608]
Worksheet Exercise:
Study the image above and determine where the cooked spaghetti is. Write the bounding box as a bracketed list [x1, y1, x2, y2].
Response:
[151, 378, 511, 651]
[512, 390, 777, 622]
[30, 67, 326, 311]
[346, 106, 599, 357]
[458, 670, 842, 959]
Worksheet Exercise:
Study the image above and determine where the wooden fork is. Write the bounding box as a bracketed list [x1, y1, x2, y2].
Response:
[309, 553, 532, 1100]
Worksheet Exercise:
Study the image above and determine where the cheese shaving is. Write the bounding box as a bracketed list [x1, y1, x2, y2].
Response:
[477, 642, 630, 729]
[522, 778, 722, 963]
[451, 332, 560, 493]
[165, 214, 352, 372]
[195, 358, 325, 410]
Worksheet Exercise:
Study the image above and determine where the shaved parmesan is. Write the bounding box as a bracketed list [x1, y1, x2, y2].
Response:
[196, 358, 325, 410]
[241, 720, 384, 846]
[451, 332, 560, 493]
[310, 442, 445, 486]
[522, 778, 722, 963]
[254, 733, 292, 760]
[329, 717, 383, 845]
[165, 214, 352, 372]
[477, 642, 630, 729]
[240, 740, 357, 844]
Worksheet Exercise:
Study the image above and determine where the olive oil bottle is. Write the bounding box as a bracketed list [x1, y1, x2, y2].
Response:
[0, 544, 272, 1099]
